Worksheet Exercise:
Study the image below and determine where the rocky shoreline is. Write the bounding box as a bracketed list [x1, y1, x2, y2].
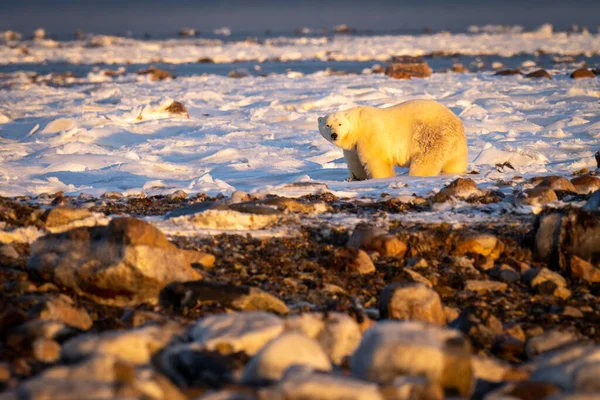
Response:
[0, 175, 599, 399]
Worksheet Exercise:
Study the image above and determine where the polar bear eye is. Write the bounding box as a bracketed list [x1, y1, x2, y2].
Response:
[326, 124, 330, 128]
[339, 124, 342, 126]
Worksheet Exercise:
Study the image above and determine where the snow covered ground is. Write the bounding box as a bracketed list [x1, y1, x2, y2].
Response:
[1, 25, 600, 65]
[0, 67, 598, 200]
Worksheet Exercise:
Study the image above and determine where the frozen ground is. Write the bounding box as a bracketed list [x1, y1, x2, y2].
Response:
[1, 26, 600, 65]
[0, 67, 599, 202]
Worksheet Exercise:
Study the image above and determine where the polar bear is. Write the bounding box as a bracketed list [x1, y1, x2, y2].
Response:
[318, 99, 468, 180]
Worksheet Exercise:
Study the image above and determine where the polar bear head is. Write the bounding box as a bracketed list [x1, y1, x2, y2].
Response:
[318, 111, 355, 150]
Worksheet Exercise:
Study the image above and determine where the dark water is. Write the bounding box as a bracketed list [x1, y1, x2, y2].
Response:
[1, 55, 598, 80]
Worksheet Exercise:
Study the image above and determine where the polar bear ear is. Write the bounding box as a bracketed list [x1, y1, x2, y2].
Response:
[318, 116, 323, 123]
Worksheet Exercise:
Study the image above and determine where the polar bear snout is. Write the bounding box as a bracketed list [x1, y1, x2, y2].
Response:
[330, 133, 338, 141]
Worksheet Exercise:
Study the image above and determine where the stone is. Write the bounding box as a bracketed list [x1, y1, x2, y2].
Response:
[171, 204, 283, 230]
[137, 67, 174, 81]
[242, 333, 332, 383]
[570, 68, 596, 79]
[28, 217, 203, 306]
[166, 190, 188, 200]
[525, 69, 552, 79]
[379, 282, 445, 325]
[490, 264, 520, 283]
[101, 191, 124, 199]
[61, 323, 182, 364]
[534, 210, 600, 271]
[485, 381, 560, 400]
[436, 178, 482, 200]
[583, 190, 600, 211]
[570, 255, 600, 282]
[189, 312, 284, 356]
[263, 366, 384, 400]
[258, 197, 329, 214]
[0, 244, 19, 259]
[455, 233, 504, 259]
[471, 355, 527, 383]
[347, 223, 407, 257]
[381, 376, 444, 400]
[160, 280, 289, 314]
[525, 329, 584, 359]
[284, 313, 362, 365]
[464, 280, 508, 293]
[351, 321, 474, 397]
[451, 64, 468, 73]
[529, 268, 571, 299]
[570, 176, 600, 195]
[44, 207, 93, 230]
[516, 186, 558, 206]
[450, 308, 503, 347]
[404, 269, 433, 287]
[332, 247, 376, 274]
[7, 355, 185, 400]
[161, 100, 189, 118]
[536, 176, 577, 193]
[530, 344, 600, 390]
[385, 61, 431, 79]
[32, 338, 60, 363]
[494, 69, 522, 76]
[27, 294, 93, 330]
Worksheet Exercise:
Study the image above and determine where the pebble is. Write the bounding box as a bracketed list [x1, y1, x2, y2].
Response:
[379, 282, 446, 325]
[455, 233, 504, 259]
[464, 280, 508, 293]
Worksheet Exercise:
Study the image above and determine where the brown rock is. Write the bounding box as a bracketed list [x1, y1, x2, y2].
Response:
[570, 255, 600, 282]
[182, 249, 216, 268]
[455, 233, 504, 259]
[570, 68, 596, 79]
[333, 247, 376, 274]
[536, 175, 577, 193]
[525, 69, 552, 80]
[516, 186, 558, 206]
[44, 207, 93, 229]
[436, 178, 482, 201]
[530, 268, 571, 299]
[379, 282, 446, 325]
[348, 223, 407, 257]
[385, 61, 432, 79]
[452, 64, 468, 73]
[137, 67, 173, 81]
[32, 338, 60, 363]
[28, 218, 203, 306]
[29, 294, 93, 331]
[464, 280, 508, 294]
[494, 69, 522, 76]
[163, 100, 189, 118]
[571, 175, 600, 194]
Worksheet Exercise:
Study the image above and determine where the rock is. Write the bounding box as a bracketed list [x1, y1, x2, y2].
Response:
[570, 176, 600, 195]
[161, 100, 189, 118]
[166, 190, 188, 200]
[485, 381, 560, 400]
[257, 197, 329, 214]
[160, 280, 289, 314]
[381, 376, 444, 400]
[529, 268, 571, 299]
[455, 233, 504, 259]
[436, 178, 482, 200]
[332, 247, 376, 274]
[451, 64, 468, 73]
[27, 294, 93, 330]
[536, 176, 577, 193]
[61, 323, 182, 364]
[101, 191, 123, 199]
[570, 255, 600, 282]
[525, 69, 552, 79]
[190, 312, 284, 356]
[385, 61, 431, 79]
[182, 249, 216, 268]
[242, 333, 332, 383]
[525, 329, 584, 358]
[228, 69, 250, 78]
[0, 244, 19, 259]
[533, 210, 600, 271]
[171, 204, 283, 230]
[44, 207, 93, 230]
[561, 306, 583, 318]
[464, 280, 508, 293]
[157, 343, 248, 388]
[516, 186, 558, 206]
[379, 283, 445, 325]
[263, 366, 384, 400]
[583, 190, 600, 211]
[570, 68, 596, 79]
[28, 217, 203, 306]
[494, 69, 522, 76]
[285, 313, 362, 365]
[347, 223, 407, 257]
[7, 355, 185, 400]
[351, 321, 474, 397]
[404, 269, 433, 287]
[490, 264, 520, 283]
[450, 308, 503, 347]
[32, 338, 60, 363]
[530, 344, 600, 390]
[137, 67, 174, 81]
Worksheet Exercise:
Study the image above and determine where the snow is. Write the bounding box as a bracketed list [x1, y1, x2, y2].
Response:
[1, 67, 598, 202]
[1, 29, 600, 65]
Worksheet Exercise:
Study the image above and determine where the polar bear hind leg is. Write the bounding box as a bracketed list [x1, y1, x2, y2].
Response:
[343, 149, 369, 181]
[441, 139, 468, 175]
[408, 153, 445, 177]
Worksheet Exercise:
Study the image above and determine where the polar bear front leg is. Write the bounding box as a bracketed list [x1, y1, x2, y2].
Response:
[343, 149, 368, 181]
[364, 158, 395, 179]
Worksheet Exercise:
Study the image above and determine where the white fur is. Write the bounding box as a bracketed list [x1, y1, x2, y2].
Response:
[318, 100, 468, 179]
